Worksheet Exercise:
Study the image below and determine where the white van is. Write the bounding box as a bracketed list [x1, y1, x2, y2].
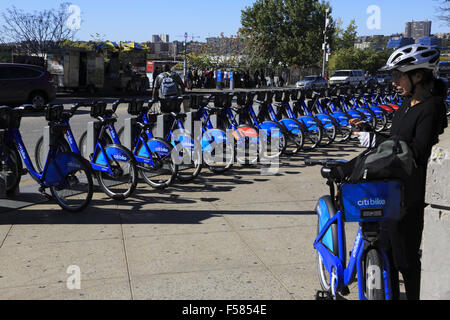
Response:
[329, 69, 365, 87]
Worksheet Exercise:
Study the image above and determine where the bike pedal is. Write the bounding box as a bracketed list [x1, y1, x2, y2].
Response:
[315, 290, 332, 300]
[341, 285, 350, 296]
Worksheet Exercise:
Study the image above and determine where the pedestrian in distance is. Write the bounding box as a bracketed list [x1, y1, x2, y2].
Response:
[152, 64, 185, 114]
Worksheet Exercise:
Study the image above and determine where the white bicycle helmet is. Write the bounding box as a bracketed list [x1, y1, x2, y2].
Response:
[380, 44, 440, 73]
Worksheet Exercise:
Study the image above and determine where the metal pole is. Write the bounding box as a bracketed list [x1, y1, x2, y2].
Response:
[322, 9, 329, 78]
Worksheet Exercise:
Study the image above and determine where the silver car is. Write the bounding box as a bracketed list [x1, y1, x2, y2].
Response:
[296, 75, 328, 89]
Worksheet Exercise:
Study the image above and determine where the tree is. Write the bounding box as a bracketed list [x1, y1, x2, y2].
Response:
[328, 47, 393, 74]
[434, 0, 450, 26]
[239, 0, 335, 68]
[333, 19, 357, 50]
[0, 3, 78, 56]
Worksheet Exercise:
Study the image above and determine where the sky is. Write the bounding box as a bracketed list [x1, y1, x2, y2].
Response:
[0, 0, 448, 42]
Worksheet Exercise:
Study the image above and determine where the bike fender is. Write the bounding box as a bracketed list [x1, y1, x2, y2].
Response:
[201, 129, 229, 152]
[279, 119, 303, 135]
[297, 116, 319, 131]
[330, 112, 350, 126]
[44, 153, 84, 185]
[144, 138, 172, 157]
[316, 197, 337, 254]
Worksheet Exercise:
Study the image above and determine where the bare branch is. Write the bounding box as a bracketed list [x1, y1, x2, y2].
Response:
[0, 3, 78, 56]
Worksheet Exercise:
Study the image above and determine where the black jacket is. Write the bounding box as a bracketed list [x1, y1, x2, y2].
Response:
[377, 95, 448, 269]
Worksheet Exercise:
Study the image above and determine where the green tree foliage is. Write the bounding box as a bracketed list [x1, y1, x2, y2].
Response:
[333, 19, 357, 50]
[239, 0, 334, 68]
[328, 48, 393, 74]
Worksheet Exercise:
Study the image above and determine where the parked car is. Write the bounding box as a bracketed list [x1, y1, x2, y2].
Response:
[0, 63, 56, 108]
[329, 69, 365, 87]
[296, 75, 328, 89]
[376, 74, 393, 84]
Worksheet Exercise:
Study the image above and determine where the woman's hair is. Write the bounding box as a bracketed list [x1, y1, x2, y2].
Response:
[407, 68, 448, 99]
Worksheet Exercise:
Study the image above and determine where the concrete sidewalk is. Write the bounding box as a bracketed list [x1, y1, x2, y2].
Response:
[0, 141, 383, 300]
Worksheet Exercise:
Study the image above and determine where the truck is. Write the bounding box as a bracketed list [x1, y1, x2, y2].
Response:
[47, 48, 104, 94]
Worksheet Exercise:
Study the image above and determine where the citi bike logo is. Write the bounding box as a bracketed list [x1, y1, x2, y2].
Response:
[113, 154, 128, 161]
[358, 198, 386, 207]
[155, 147, 169, 153]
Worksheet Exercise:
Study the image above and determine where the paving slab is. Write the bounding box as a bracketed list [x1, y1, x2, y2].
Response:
[132, 266, 293, 300]
[125, 231, 263, 278]
[0, 239, 128, 290]
[0, 277, 132, 300]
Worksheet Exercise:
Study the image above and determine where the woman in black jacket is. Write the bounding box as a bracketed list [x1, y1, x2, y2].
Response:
[353, 44, 448, 300]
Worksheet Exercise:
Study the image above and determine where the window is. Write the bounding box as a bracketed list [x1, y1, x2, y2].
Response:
[1, 66, 42, 79]
[333, 71, 351, 77]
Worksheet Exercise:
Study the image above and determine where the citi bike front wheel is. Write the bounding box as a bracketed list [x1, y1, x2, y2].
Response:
[96, 144, 139, 201]
[365, 248, 385, 300]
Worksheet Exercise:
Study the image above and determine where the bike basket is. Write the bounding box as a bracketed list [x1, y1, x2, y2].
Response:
[128, 100, 144, 116]
[45, 105, 63, 122]
[90, 102, 107, 118]
[339, 180, 404, 222]
[0, 106, 11, 129]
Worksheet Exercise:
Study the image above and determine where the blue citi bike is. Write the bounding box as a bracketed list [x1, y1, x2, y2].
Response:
[1, 104, 93, 212]
[35, 101, 139, 200]
[305, 158, 404, 300]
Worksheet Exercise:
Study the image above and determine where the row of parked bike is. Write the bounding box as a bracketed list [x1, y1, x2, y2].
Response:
[0, 85, 403, 212]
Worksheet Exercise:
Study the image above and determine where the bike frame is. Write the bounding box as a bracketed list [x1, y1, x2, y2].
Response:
[314, 207, 393, 300]
[7, 127, 73, 188]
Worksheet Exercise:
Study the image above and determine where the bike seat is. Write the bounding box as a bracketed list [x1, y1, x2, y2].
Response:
[205, 106, 223, 114]
[230, 106, 245, 114]
[170, 113, 187, 121]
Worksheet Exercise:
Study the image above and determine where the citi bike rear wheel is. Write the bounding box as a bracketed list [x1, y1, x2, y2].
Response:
[365, 248, 385, 300]
[50, 153, 94, 212]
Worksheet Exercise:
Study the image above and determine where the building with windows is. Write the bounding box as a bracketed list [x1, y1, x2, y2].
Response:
[152, 34, 170, 43]
[404, 20, 432, 40]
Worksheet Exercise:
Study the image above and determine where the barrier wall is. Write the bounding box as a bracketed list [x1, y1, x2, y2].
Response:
[421, 133, 450, 300]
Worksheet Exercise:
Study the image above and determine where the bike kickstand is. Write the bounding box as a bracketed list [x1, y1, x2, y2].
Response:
[38, 186, 53, 200]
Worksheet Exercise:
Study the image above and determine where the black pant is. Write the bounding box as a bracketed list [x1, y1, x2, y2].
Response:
[383, 203, 424, 300]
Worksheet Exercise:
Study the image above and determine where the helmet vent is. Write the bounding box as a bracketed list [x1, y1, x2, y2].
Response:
[421, 50, 435, 58]
[403, 47, 413, 53]
[397, 57, 416, 66]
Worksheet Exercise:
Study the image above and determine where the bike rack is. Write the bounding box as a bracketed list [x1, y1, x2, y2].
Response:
[123, 117, 137, 151]
[0, 129, 6, 198]
[87, 121, 101, 158]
